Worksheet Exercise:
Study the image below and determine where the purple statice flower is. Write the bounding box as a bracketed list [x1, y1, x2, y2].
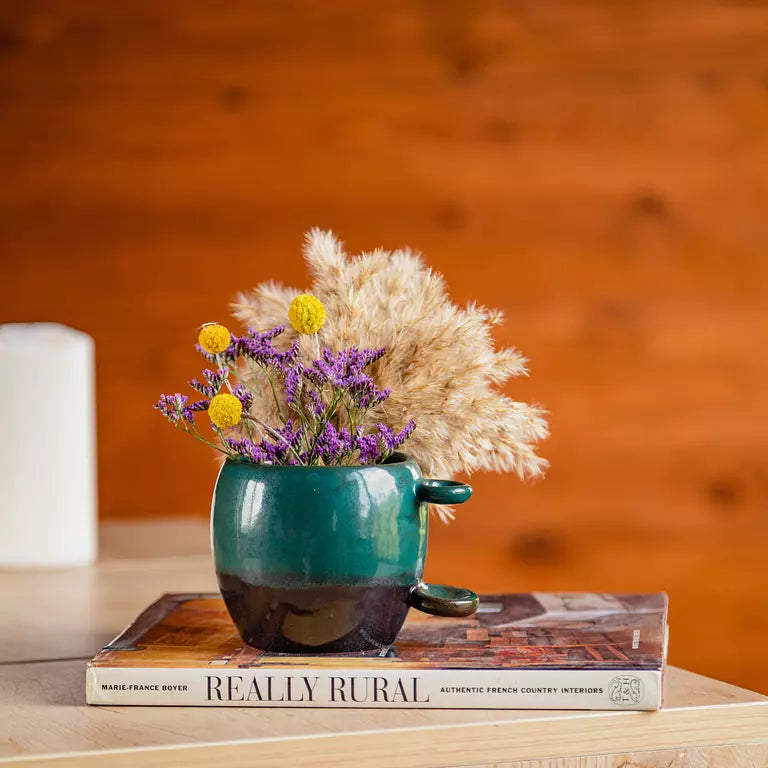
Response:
[346, 420, 416, 465]
[376, 419, 416, 454]
[205, 367, 229, 387]
[253, 419, 306, 464]
[188, 379, 213, 398]
[154, 393, 185, 422]
[259, 441, 284, 464]
[186, 399, 210, 423]
[154, 393, 196, 423]
[189, 368, 229, 397]
[247, 324, 286, 343]
[195, 339, 239, 365]
[232, 383, 254, 411]
[227, 422, 306, 464]
[307, 387, 325, 418]
[237, 325, 288, 367]
[393, 419, 416, 447]
[269, 338, 302, 376]
[304, 347, 391, 410]
[352, 380, 391, 409]
[283, 365, 302, 408]
[271, 419, 303, 450]
[363, 347, 386, 366]
[282, 339, 301, 368]
[304, 423, 359, 466]
[225, 437, 268, 463]
[376, 424, 396, 452]
[311, 422, 343, 465]
[339, 427, 355, 453]
[356, 432, 380, 465]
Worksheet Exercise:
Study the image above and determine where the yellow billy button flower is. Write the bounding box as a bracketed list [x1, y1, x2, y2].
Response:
[198, 323, 231, 354]
[208, 393, 243, 429]
[288, 294, 326, 335]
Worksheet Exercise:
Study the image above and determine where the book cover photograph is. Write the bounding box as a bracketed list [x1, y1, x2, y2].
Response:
[87, 592, 668, 710]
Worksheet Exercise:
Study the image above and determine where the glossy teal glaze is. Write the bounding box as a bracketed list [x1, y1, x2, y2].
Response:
[211, 453, 477, 652]
[212, 454, 429, 585]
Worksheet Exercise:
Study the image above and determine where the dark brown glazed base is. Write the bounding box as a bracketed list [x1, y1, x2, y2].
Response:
[217, 572, 412, 653]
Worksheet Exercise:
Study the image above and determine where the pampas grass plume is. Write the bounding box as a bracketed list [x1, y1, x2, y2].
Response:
[232, 230, 548, 520]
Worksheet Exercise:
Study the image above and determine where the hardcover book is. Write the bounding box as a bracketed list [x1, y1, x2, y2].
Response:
[86, 592, 668, 709]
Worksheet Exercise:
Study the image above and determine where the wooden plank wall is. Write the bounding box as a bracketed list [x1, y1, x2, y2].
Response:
[1, 1, 767, 692]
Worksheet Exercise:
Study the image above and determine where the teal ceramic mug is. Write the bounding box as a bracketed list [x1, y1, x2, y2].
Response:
[211, 452, 478, 653]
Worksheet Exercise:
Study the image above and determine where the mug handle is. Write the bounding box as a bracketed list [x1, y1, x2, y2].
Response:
[408, 582, 479, 617]
[410, 478, 478, 617]
[417, 478, 473, 506]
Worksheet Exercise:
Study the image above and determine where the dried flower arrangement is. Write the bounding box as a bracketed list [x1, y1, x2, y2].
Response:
[156, 230, 548, 517]
[155, 312, 415, 467]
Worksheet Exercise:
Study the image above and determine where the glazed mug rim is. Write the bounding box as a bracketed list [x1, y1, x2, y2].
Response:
[221, 450, 413, 471]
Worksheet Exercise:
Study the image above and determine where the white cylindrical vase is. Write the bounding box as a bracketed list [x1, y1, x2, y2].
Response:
[0, 323, 97, 567]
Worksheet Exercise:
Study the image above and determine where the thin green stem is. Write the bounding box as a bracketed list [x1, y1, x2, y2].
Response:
[227, 365, 250, 389]
[241, 416, 257, 443]
[342, 400, 358, 434]
[263, 367, 285, 423]
[211, 358, 259, 444]
[291, 398, 316, 455]
[175, 421, 233, 458]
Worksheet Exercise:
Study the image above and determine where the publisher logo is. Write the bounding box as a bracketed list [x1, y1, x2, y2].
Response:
[608, 675, 644, 706]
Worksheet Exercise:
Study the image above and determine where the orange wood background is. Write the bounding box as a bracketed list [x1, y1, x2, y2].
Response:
[2, 1, 767, 692]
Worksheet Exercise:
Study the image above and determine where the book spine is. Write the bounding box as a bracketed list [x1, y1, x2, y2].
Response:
[87, 666, 662, 709]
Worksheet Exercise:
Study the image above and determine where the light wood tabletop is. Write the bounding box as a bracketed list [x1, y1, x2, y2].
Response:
[1, 521, 766, 768]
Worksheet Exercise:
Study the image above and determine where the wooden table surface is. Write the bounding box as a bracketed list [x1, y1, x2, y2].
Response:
[0, 521, 766, 768]
[4, 0, 768, 697]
